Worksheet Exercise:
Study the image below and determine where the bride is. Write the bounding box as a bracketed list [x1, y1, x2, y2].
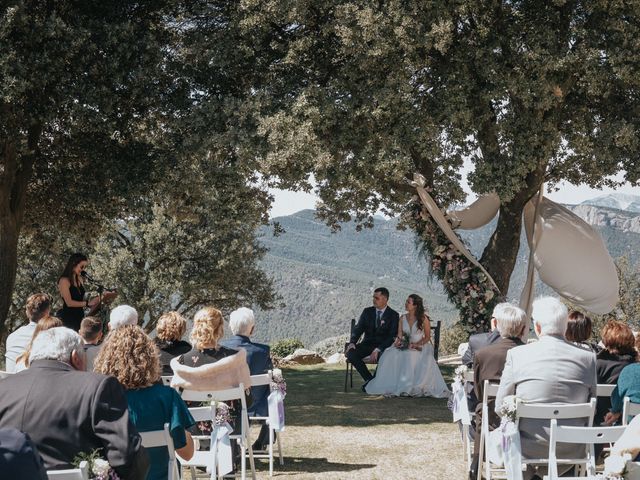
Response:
[365, 294, 450, 398]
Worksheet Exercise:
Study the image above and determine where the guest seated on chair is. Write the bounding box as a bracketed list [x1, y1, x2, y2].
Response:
[170, 306, 251, 467]
[565, 310, 597, 352]
[154, 311, 191, 376]
[462, 317, 501, 368]
[13, 316, 63, 372]
[222, 307, 274, 451]
[604, 332, 640, 426]
[94, 325, 195, 480]
[595, 320, 637, 425]
[79, 316, 103, 371]
[495, 296, 597, 479]
[345, 287, 399, 388]
[470, 303, 527, 479]
[0, 327, 149, 479]
[108, 304, 138, 330]
[0, 428, 48, 480]
[4, 293, 51, 372]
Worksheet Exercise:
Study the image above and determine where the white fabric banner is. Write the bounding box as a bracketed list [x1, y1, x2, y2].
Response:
[268, 391, 286, 432]
[208, 422, 233, 478]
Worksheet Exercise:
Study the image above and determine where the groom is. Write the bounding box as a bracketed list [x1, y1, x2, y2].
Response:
[346, 287, 399, 387]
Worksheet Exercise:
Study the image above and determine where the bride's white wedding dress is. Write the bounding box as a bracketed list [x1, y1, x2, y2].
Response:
[365, 315, 450, 398]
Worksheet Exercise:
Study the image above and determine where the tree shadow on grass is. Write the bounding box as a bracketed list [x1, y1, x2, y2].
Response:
[283, 364, 455, 428]
[270, 456, 376, 474]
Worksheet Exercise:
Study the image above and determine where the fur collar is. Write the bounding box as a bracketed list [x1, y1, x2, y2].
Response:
[170, 349, 251, 391]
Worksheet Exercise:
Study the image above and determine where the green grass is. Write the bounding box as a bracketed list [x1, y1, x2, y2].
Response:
[246, 363, 466, 479]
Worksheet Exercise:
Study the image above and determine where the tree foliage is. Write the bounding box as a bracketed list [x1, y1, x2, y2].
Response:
[249, 0, 640, 325]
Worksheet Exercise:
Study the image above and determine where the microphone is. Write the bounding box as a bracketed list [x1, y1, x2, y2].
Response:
[80, 270, 95, 282]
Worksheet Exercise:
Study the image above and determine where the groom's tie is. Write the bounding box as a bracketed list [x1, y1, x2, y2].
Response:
[376, 310, 382, 328]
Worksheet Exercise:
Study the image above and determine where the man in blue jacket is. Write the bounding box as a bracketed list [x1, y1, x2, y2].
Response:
[222, 307, 273, 450]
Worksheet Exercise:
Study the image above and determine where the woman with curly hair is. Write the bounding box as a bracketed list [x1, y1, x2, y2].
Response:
[94, 325, 195, 480]
[170, 307, 251, 471]
[154, 311, 191, 376]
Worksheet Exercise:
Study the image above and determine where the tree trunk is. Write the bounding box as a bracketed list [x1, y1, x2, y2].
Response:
[479, 164, 547, 295]
[0, 124, 38, 337]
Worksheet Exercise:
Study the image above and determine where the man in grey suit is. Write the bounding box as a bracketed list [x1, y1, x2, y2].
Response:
[0, 327, 149, 478]
[495, 296, 597, 479]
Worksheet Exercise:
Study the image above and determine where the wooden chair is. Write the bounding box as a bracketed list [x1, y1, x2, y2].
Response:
[179, 384, 256, 480]
[546, 419, 627, 479]
[248, 371, 284, 476]
[516, 398, 596, 475]
[47, 461, 89, 480]
[139, 423, 179, 480]
[622, 397, 640, 425]
[476, 380, 502, 480]
[459, 368, 475, 472]
[344, 318, 441, 391]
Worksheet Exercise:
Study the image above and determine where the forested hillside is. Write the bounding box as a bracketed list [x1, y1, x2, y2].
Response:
[253, 205, 640, 345]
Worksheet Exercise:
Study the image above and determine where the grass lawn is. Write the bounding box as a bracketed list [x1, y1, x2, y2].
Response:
[245, 363, 466, 480]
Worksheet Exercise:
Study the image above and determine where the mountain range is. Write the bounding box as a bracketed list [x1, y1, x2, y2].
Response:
[252, 193, 640, 346]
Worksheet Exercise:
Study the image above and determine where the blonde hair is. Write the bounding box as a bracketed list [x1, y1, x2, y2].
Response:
[190, 307, 224, 350]
[16, 316, 63, 367]
[94, 325, 160, 389]
[156, 311, 187, 342]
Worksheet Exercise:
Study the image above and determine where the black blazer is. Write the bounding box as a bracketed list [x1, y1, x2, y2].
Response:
[0, 360, 149, 479]
[350, 306, 399, 352]
[221, 335, 273, 417]
[462, 329, 502, 367]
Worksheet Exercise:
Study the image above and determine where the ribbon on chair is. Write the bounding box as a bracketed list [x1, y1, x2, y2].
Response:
[499, 420, 523, 480]
[268, 391, 286, 432]
[450, 380, 471, 426]
[208, 422, 233, 478]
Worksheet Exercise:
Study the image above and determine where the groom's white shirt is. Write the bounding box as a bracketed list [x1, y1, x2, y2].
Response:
[495, 335, 597, 460]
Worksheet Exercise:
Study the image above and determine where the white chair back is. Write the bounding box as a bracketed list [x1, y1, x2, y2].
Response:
[478, 381, 501, 480]
[463, 369, 475, 383]
[623, 397, 640, 425]
[250, 371, 272, 387]
[180, 384, 245, 403]
[516, 398, 596, 471]
[139, 423, 178, 480]
[596, 384, 615, 397]
[179, 383, 256, 479]
[0, 370, 13, 379]
[47, 461, 89, 480]
[161, 375, 173, 386]
[547, 419, 627, 479]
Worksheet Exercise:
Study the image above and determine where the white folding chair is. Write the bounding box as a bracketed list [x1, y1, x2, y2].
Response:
[0, 370, 14, 379]
[516, 398, 596, 475]
[596, 384, 615, 398]
[460, 369, 475, 471]
[161, 375, 173, 386]
[47, 461, 89, 480]
[139, 423, 179, 480]
[622, 397, 640, 425]
[179, 384, 256, 480]
[546, 419, 627, 479]
[476, 381, 502, 480]
[249, 371, 284, 476]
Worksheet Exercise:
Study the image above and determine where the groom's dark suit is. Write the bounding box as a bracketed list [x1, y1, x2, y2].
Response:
[347, 306, 399, 382]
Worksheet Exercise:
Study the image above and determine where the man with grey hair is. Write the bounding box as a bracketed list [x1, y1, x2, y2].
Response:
[495, 296, 597, 479]
[108, 304, 138, 330]
[221, 307, 274, 450]
[469, 303, 528, 479]
[0, 327, 149, 479]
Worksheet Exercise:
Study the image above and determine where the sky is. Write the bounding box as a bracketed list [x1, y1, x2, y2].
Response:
[268, 166, 640, 218]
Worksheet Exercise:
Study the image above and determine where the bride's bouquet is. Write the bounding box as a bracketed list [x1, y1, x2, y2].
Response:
[397, 332, 411, 350]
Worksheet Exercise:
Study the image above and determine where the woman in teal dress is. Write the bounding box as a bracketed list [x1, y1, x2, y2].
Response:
[95, 325, 195, 480]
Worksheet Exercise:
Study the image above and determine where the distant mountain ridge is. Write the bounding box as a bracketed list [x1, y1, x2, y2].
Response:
[252, 201, 640, 346]
[581, 193, 640, 213]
